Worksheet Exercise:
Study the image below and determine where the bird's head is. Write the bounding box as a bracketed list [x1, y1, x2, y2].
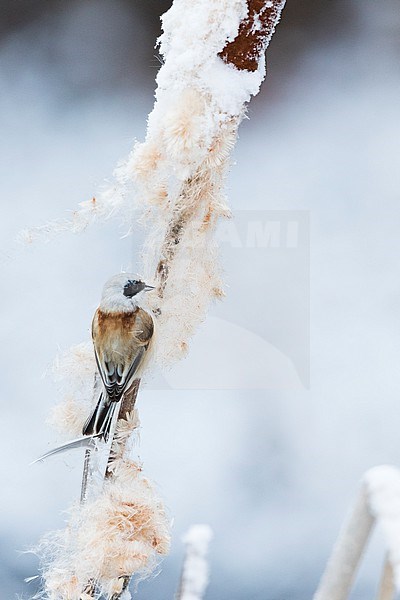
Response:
[100, 274, 155, 312]
[123, 279, 155, 298]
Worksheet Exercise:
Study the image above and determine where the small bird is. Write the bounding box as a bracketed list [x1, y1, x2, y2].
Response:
[35, 274, 155, 461]
[83, 274, 155, 440]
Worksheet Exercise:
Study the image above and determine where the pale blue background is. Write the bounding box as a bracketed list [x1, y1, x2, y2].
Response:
[0, 1, 399, 598]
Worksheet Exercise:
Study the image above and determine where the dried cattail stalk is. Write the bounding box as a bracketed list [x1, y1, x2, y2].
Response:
[176, 525, 213, 600]
[36, 459, 170, 600]
[314, 466, 400, 600]
[32, 1, 286, 598]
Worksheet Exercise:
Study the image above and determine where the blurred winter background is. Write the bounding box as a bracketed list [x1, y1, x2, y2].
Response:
[1, 0, 399, 598]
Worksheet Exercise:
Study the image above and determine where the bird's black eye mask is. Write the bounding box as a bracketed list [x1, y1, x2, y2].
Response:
[123, 280, 145, 298]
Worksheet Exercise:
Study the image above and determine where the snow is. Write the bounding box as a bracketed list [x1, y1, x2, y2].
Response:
[314, 466, 400, 599]
[37, 460, 171, 599]
[364, 465, 400, 589]
[19, 0, 279, 371]
[3, 1, 400, 598]
[204, 56, 266, 116]
[20, 0, 270, 247]
[157, 0, 263, 116]
[12, 1, 285, 597]
[179, 525, 213, 600]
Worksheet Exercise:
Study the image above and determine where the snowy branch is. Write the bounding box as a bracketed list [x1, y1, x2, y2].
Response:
[32, 1, 287, 598]
[314, 465, 400, 600]
[376, 557, 395, 600]
[313, 486, 374, 600]
[176, 525, 213, 600]
[220, 0, 286, 71]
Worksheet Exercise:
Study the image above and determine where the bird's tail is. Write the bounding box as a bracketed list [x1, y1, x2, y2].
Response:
[31, 433, 102, 464]
[82, 392, 117, 442]
[32, 394, 118, 464]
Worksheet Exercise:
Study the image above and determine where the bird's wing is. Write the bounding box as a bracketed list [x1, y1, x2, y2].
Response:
[133, 307, 154, 346]
[94, 346, 144, 401]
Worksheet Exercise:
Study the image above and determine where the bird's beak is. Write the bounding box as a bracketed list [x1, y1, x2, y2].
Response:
[144, 285, 155, 292]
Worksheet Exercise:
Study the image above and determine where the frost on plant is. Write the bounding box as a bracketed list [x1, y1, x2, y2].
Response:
[36, 460, 170, 600]
[29, 0, 286, 598]
[48, 343, 97, 439]
[21, 0, 285, 367]
[177, 525, 213, 600]
[364, 465, 400, 590]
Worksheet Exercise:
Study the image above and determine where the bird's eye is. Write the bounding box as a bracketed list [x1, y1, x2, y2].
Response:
[123, 280, 144, 298]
